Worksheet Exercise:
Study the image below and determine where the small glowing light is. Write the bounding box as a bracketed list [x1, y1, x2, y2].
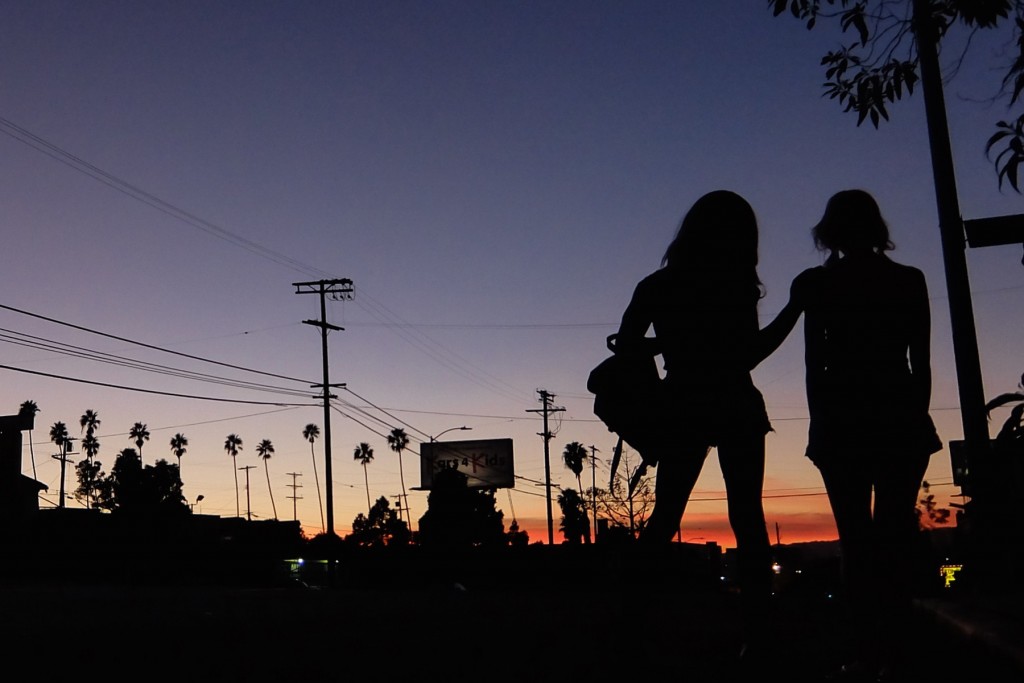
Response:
[771, 562, 782, 574]
[940, 564, 963, 589]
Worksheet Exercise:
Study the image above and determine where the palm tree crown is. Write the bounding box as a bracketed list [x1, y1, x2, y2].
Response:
[49, 421, 69, 451]
[129, 422, 150, 462]
[170, 432, 188, 470]
[19, 400, 39, 418]
[80, 409, 101, 435]
[81, 432, 100, 460]
[386, 427, 409, 454]
[354, 441, 375, 512]
[353, 441, 374, 466]
[256, 438, 275, 461]
[562, 441, 587, 492]
[303, 423, 320, 444]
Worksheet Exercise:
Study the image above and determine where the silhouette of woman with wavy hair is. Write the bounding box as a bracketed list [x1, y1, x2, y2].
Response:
[792, 189, 942, 679]
[616, 190, 782, 659]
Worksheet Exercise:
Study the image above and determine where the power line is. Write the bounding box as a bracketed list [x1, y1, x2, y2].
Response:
[0, 328, 313, 398]
[342, 387, 430, 440]
[0, 302, 314, 385]
[0, 116, 334, 279]
[0, 364, 317, 406]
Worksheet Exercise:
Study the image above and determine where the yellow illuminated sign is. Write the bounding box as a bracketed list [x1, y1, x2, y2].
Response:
[940, 564, 963, 589]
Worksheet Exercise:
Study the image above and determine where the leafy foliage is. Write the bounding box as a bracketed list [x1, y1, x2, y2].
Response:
[557, 488, 592, 544]
[985, 371, 1024, 448]
[93, 448, 188, 516]
[770, 0, 1024, 190]
[584, 446, 655, 539]
[347, 496, 411, 546]
[562, 441, 587, 493]
[74, 456, 105, 509]
[915, 480, 952, 527]
[417, 468, 506, 548]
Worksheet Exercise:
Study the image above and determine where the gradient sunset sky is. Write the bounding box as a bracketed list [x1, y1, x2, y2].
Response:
[2, 1, 1022, 546]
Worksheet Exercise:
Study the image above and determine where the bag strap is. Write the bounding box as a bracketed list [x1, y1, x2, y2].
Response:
[608, 332, 660, 357]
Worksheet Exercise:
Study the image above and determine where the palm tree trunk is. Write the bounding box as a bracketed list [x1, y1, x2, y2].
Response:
[233, 460, 240, 518]
[311, 444, 325, 532]
[265, 460, 278, 520]
[397, 451, 408, 525]
[363, 463, 371, 512]
[28, 430, 37, 479]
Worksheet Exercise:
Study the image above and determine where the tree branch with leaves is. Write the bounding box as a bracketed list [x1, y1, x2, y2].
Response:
[770, 0, 1024, 190]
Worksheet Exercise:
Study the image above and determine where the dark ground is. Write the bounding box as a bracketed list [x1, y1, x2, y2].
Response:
[2, 572, 1020, 682]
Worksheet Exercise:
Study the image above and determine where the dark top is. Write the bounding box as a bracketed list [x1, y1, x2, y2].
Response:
[617, 267, 771, 446]
[799, 253, 940, 460]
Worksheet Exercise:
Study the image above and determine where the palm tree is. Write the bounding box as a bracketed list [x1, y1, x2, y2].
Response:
[80, 432, 101, 508]
[49, 421, 69, 508]
[19, 400, 40, 479]
[49, 421, 69, 454]
[256, 438, 277, 520]
[79, 409, 101, 437]
[170, 432, 188, 473]
[302, 423, 325, 532]
[224, 433, 243, 518]
[387, 427, 410, 524]
[562, 441, 587, 493]
[79, 409, 102, 507]
[129, 422, 150, 464]
[353, 442, 375, 512]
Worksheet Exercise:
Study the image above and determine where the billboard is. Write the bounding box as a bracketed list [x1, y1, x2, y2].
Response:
[418, 438, 514, 490]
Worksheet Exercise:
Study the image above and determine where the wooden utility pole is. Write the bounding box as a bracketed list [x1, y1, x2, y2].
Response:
[52, 437, 75, 509]
[239, 465, 256, 521]
[528, 389, 564, 545]
[589, 445, 599, 543]
[294, 278, 353, 537]
[286, 471, 302, 522]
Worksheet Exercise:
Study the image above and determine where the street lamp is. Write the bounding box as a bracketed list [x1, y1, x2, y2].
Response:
[430, 426, 472, 442]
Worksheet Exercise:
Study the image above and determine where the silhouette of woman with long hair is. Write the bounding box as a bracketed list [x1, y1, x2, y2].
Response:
[792, 189, 942, 680]
[616, 190, 782, 659]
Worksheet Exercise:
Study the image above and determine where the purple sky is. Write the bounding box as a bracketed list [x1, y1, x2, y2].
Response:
[2, 1, 1022, 544]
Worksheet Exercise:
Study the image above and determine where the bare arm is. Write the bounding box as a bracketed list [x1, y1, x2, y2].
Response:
[750, 298, 802, 369]
[749, 270, 812, 369]
[615, 278, 661, 356]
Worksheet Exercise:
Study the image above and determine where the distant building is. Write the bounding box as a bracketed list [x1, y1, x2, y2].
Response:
[0, 412, 47, 524]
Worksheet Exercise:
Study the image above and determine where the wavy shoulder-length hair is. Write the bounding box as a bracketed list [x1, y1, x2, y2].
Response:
[812, 189, 894, 259]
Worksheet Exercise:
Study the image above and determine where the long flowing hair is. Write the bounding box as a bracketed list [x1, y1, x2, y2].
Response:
[661, 190, 764, 300]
